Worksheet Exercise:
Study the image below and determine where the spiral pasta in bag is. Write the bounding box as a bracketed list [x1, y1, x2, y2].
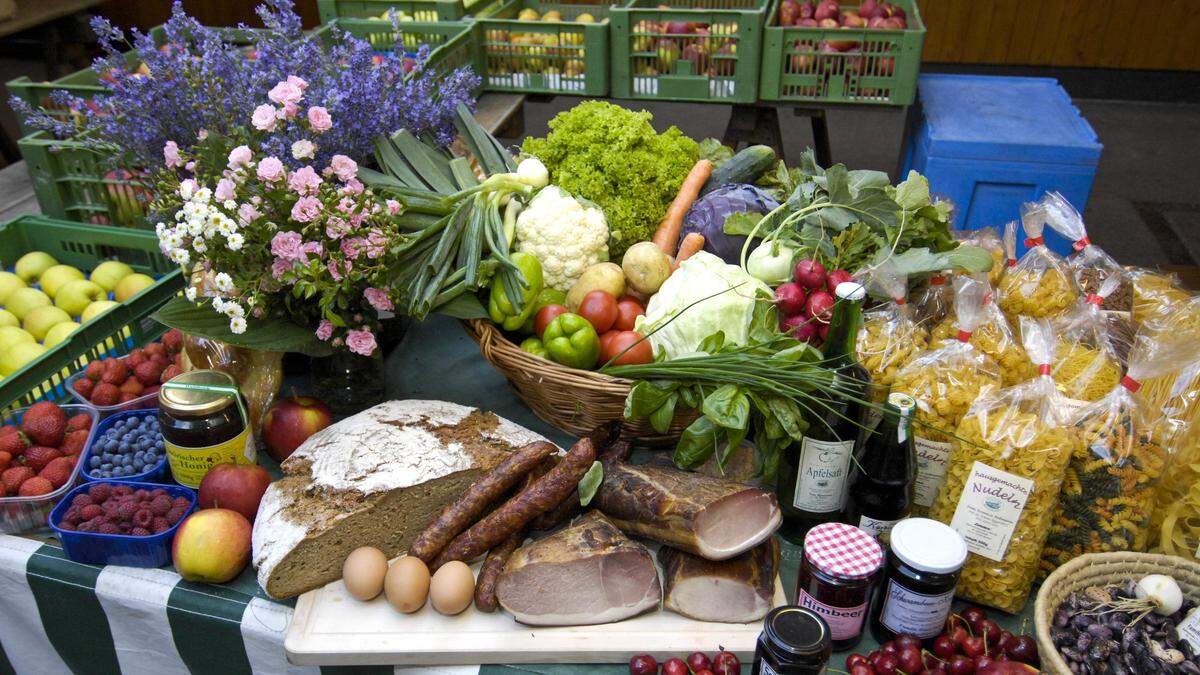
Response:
[856, 261, 929, 409]
[1040, 328, 1189, 573]
[1049, 274, 1127, 402]
[929, 317, 1082, 613]
[931, 279, 1034, 388]
[1040, 191, 1129, 311]
[892, 275, 1002, 514]
[998, 196, 1081, 320]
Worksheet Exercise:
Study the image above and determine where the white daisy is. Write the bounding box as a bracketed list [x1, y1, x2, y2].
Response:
[229, 316, 247, 334]
[226, 232, 244, 251]
[184, 286, 198, 301]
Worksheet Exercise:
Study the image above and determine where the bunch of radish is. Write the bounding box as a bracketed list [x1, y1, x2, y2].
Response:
[778, 0, 908, 30]
[776, 259, 854, 345]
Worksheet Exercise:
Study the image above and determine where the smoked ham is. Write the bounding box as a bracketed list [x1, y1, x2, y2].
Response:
[592, 461, 781, 560]
[659, 539, 779, 623]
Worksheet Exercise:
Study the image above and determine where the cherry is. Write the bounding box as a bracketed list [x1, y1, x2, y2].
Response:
[946, 654, 976, 675]
[868, 650, 884, 669]
[875, 653, 900, 675]
[995, 630, 1015, 653]
[949, 625, 969, 647]
[846, 654, 870, 669]
[978, 619, 1002, 648]
[1005, 635, 1039, 665]
[895, 634, 923, 651]
[695, 671, 714, 675]
[933, 634, 958, 659]
[923, 649, 947, 670]
[850, 667, 874, 675]
[898, 646, 924, 673]
[628, 654, 658, 675]
[712, 651, 739, 675]
[961, 636, 987, 659]
[881, 640, 899, 656]
[961, 607, 988, 633]
[687, 652, 712, 673]
[975, 655, 995, 670]
[662, 658, 688, 675]
[923, 666, 949, 675]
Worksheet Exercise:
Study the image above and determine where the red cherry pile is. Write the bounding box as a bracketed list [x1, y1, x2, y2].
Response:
[72, 330, 185, 407]
[776, 259, 854, 346]
[57, 483, 190, 537]
[846, 607, 1039, 675]
[629, 650, 739, 675]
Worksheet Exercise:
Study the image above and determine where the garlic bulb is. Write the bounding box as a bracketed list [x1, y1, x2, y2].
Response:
[1136, 574, 1184, 615]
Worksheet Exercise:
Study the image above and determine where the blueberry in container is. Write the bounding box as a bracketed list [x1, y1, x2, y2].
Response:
[48, 480, 196, 567]
[80, 409, 170, 484]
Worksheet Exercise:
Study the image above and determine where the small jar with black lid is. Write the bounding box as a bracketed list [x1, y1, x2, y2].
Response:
[870, 517, 968, 642]
[158, 369, 257, 488]
[752, 606, 831, 674]
[795, 522, 883, 651]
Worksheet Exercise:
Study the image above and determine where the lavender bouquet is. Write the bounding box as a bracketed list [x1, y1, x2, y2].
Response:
[11, 0, 478, 171]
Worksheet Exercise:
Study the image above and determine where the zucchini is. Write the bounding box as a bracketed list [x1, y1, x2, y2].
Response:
[700, 145, 777, 196]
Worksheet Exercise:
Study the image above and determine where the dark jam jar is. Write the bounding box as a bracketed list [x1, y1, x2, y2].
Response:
[158, 369, 256, 489]
[795, 522, 883, 651]
[752, 606, 832, 674]
[870, 518, 967, 642]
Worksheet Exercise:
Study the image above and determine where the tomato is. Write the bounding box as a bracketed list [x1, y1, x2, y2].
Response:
[600, 331, 653, 366]
[613, 297, 646, 332]
[577, 290, 618, 333]
[534, 304, 569, 338]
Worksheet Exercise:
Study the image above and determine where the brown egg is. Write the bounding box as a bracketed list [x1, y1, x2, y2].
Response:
[342, 546, 388, 601]
[385, 556, 431, 613]
[429, 560, 475, 615]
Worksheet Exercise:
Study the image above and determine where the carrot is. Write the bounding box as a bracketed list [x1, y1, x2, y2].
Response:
[673, 233, 706, 271]
[651, 159, 713, 255]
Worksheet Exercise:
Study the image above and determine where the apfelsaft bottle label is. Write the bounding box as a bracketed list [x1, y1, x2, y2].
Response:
[792, 437, 854, 512]
[796, 588, 867, 641]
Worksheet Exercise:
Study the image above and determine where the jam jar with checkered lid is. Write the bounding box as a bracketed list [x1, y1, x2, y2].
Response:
[795, 522, 884, 651]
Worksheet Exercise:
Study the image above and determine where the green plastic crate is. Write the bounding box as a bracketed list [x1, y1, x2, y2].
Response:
[609, 0, 769, 103]
[758, 0, 924, 105]
[475, 0, 609, 96]
[317, 18, 481, 85]
[316, 0, 483, 22]
[0, 216, 184, 412]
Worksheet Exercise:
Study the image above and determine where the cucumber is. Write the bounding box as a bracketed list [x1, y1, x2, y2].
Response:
[700, 145, 777, 196]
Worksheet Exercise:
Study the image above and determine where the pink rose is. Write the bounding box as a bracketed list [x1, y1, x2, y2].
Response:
[341, 237, 364, 260]
[278, 101, 299, 120]
[340, 178, 364, 196]
[307, 106, 332, 132]
[163, 141, 182, 168]
[251, 104, 278, 131]
[287, 75, 308, 91]
[271, 230, 304, 260]
[214, 178, 236, 203]
[325, 216, 350, 240]
[364, 287, 394, 312]
[227, 145, 252, 169]
[386, 199, 402, 216]
[237, 202, 261, 225]
[287, 166, 323, 196]
[271, 259, 293, 280]
[365, 229, 388, 259]
[290, 195, 322, 223]
[301, 241, 323, 260]
[346, 328, 377, 357]
[267, 79, 304, 106]
[315, 320, 333, 341]
[329, 154, 358, 182]
[257, 156, 285, 182]
[327, 260, 344, 281]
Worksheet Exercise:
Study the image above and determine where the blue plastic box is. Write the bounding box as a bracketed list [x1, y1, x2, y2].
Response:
[80, 409, 170, 485]
[902, 74, 1103, 257]
[49, 480, 196, 567]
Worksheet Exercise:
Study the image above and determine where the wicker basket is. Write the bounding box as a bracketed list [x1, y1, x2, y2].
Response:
[1034, 552, 1200, 675]
[462, 319, 696, 445]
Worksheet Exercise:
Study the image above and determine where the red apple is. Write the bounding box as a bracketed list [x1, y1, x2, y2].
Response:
[261, 396, 333, 462]
[172, 508, 252, 583]
[197, 462, 272, 522]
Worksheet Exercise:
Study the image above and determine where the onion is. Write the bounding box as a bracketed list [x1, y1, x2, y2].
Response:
[793, 259, 827, 290]
[1136, 574, 1183, 615]
[774, 283, 807, 316]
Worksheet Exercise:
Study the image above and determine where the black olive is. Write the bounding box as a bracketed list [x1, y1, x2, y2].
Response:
[1056, 609, 1072, 628]
[1077, 633, 1094, 651]
[1089, 623, 1115, 640]
[1076, 615, 1097, 630]
[1123, 629, 1140, 652]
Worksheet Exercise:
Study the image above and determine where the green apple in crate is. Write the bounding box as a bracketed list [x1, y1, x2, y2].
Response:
[43, 321, 80, 347]
[0, 341, 46, 376]
[114, 273, 155, 302]
[55, 279, 106, 317]
[90, 260, 135, 292]
[23, 305, 72, 341]
[0, 326, 33, 352]
[0, 271, 25, 304]
[39, 264, 84, 298]
[6, 287, 50, 320]
[0, 309, 16, 328]
[13, 251, 57, 282]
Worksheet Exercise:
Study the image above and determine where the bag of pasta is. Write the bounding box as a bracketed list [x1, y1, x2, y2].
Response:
[1039, 191, 1130, 311]
[998, 196, 1081, 320]
[957, 227, 1005, 286]
[930, 275, 1034, 387]
[1049, 273, 1127, 402]
[1002, 219, 1019, 275]
[892, 275, 1003, 515]
[928, 317, 1082, 613]
[856, 261, 929, 411]
[1129, 267, 1193, 326]
[912, 272, 954, 329]
[1040, 327, 1189, 573]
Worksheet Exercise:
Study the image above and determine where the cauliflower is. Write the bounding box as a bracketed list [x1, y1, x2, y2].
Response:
[515, 186, 609, 292]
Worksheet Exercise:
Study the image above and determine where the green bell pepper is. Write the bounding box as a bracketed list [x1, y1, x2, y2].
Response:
[542, 312, 600, 370]
[520, 337, 548, 358]
[488, 252, 544, 332]
[521, 287, 568, 333]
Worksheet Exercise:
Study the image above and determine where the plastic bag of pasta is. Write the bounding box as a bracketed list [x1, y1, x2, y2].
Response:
[931, 275, 1034, 387]
[892, 275, 1003, 515]
[1002, 220, 1019, 275]
[1038, 191, 1130, 311]
[1040, 327, 1189, 573]
[998, 197, 1081, 320]
[957, 227, 1005, 286]
[912, 272, 954, 329]
[1129, 267, 1193, 326]
[856, 261, 929, 417]
[928, 317, 1082, 613]
[1049, 274, 1127, 402]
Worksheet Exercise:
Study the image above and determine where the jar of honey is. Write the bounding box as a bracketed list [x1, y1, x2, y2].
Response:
[158, 369, 256, 488]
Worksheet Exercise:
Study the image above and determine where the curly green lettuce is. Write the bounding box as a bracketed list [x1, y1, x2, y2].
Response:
[521, 101, 698, 258]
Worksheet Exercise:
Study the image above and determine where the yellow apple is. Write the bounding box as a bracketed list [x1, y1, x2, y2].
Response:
[55, 279, 106, 317]
[6, 287, 51, 320]
[81, 300, 119, 323]
[89, 260, 134, 292]
[0, 309, 16, 328]
[0, 271, 25, 304]
[113, 273, 155, 302]
[172, 509, 252, 583]
[0, 326, 34, 352]
[38, 264, 85, 299]
[14, 251, 57, 282]
[0, 341, 46, 376]
[43, 321, 80, 347]
[23, 305, 72, 341]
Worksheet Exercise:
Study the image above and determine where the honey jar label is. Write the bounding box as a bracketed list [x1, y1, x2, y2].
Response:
[792, 437, 854, 513]
[164, 427, 257, 488]
[949, 461, 1033, 562]
[796, 588, 868, 642]
[912, 437, 951, 507]
[879, 579, 956, 639]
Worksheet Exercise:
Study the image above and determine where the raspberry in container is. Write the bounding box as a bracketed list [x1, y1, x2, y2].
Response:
[855, 261, 928, 422]
[49, 479, 196, 566]
[930, 274, 1034, 387]
[0, 403, 97, 534]
[997, 195, 1081, 320]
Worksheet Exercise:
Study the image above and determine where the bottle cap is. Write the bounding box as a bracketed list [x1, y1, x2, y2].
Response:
[763, 606, 830, 658]
[803, 522, 883, 580]
[835, 281, 866, 301]
[887, 392, 915, 414]
[889, 518, 967, 574]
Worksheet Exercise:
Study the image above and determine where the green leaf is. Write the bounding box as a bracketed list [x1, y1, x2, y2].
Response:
[679, 386, 701, 410]
[847, 169, 892, 194]
[880, 244, 995, 275]
[765, 395, 807, 441]
[625, 381, 677, 419]
[649, 392, 678, 434]
[432, 293, 488, 319]
[455, 102, 515, 175]
[701, 384, 750, 431]
[722, 211, 762, 236]
[673, 416, 719, 469]
[152, 297, 333, 357]
[749, 294, 778, 343]
[698, 331, 726, 354]
[577, 461, 603, 507]
[893, 170, 931, 211]
[698, 138, 734, 167]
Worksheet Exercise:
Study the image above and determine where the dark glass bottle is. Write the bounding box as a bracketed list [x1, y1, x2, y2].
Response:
[843, 392, 917, 540]
[777, 282, 870, 543]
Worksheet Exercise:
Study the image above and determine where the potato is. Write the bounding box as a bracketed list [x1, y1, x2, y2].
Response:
[567, 262, 625, 311]
[621, 241, 672, 296]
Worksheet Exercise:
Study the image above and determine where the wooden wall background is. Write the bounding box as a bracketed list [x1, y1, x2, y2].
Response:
[98, 0, 1200, 71]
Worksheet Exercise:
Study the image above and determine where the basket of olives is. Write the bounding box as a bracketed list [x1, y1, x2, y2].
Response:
[1035, 552, 1200, 674]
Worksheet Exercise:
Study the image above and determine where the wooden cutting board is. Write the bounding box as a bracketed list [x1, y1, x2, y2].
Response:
[285, 562, 786, 666]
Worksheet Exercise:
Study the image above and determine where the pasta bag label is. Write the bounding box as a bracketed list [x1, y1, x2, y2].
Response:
[949, 461, 1034, 562]
[913, 437, 953, 507]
